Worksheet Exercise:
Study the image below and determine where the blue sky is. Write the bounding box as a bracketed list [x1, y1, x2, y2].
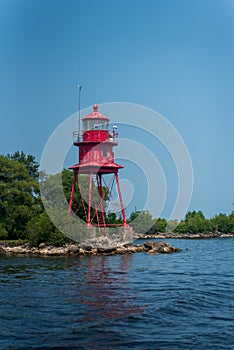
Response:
[0, 0, 233, 218]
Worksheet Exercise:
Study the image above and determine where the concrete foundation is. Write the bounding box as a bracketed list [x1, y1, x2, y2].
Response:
[79, 226, 134, 249]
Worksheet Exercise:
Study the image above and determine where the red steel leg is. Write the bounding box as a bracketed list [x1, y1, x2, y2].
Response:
[115, 172, 128, 226]
[68, 172, 77, 214]
[87, 171, 93, 226]
[98, 174, 106, 228]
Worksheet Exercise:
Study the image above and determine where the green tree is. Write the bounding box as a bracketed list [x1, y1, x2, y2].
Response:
[106, 212, 122, 224]
[187, 216, 211, 233]
[153, 218, 167, 233]
[7, 151, 39, 180]
[0, 223, 8, 240]
[128, 210, 154, 234]
[40, 170, 93, 222]
[229, 212, 234, 233]
[166, 220, 178, 233]
[173, 221, 189, 234]
[210, 213, 232, 233]
[0, 155, 42, 239]
[185, 210, 205, 221]
[174, 210, 211, 234]
[26, 211, 71, 246]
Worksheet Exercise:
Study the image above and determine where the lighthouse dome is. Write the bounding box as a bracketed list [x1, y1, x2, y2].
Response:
[82, 105, 109, 131]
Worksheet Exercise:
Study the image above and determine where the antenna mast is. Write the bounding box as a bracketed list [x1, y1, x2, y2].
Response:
[77, 85, 82, 140]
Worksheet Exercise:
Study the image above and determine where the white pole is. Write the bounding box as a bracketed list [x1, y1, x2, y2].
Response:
[77, 85, 82, 140]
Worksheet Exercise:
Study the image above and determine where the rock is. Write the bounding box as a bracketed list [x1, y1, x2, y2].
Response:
[162, 246, 172, 253]
[0, 240, 181, 256]
[97, 246, 117, 254]
[143, 241, 155, 250]
[148, 249, 159, 254]
[0, 246, 6, 253]
[31, 248, 40, 254]
[116, 246, 128, 254]
[79, 248, 86, 255]
[10, 247, 27, 254]
[39, 248, 49, 255]
[127, 246, 139, 253]
[80, 244, 93, 251]
[67, 244, 80, 254]
[143, 241, 181, 254]
[134, 244, 145, 252]
[53, 248, 66, 255]
[39, 243, 46, 248]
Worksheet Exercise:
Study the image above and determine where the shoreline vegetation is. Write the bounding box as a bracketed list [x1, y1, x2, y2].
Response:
[1, 152, 234, 254]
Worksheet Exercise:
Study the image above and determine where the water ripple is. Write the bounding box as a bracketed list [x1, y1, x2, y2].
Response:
[0, 239, 234, 349]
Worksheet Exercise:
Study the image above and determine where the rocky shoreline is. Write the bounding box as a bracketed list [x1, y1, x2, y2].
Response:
[137, 232, 234, 239]
[1, 232, 233, 257]
[0, 241, 180, 257]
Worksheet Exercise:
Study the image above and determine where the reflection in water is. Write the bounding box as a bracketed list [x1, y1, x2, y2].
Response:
[0, 255, 145, 349]
[73, 255, 144, 324]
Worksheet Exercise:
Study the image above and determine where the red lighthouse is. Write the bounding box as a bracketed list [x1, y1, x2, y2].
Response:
[68, 104, 131, 242]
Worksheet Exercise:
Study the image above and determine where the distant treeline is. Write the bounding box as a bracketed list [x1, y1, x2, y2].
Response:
[0, 152, 233, 246]
[129, 210, 234, 235]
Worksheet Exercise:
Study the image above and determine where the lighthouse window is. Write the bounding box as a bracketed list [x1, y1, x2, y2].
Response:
[103, 122, 109, 130]
[93, 122, 108, 130]
[102, 145, 107, 157]
[83, 121, 89, 130]
[83, 120, 109, 130]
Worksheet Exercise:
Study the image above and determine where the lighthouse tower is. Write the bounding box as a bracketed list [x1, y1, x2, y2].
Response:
[68, 104, 131, 242]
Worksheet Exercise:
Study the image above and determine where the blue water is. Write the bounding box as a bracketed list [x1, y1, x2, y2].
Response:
[0, 238, 234, 350]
